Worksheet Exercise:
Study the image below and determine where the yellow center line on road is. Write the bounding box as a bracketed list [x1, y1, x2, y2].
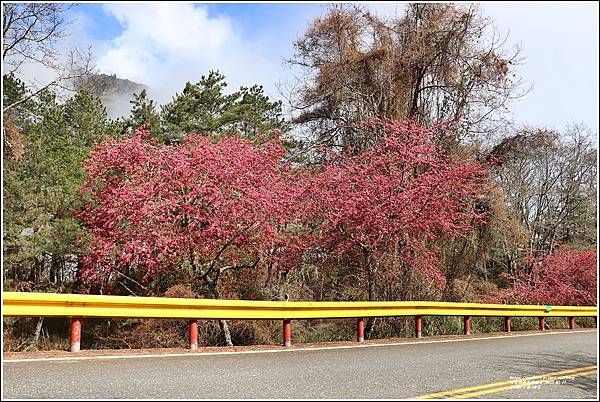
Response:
[449, 369, 597, 399]
[411, 365, 597, 399]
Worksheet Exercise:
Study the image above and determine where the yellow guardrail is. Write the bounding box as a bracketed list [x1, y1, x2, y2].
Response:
[2, 292, 597, 319]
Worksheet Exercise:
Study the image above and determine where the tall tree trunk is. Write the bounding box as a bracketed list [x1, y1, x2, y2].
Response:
[50, 254, 61, 285]
[212, 273, 234, 347]
[365, 317, 377, 340]
[218, 320, 233, 347]
[363, 247, 375, 301]
[443, 237, 469, 302]
[25, 317, 44, 351]
[363, 248, 378, 339]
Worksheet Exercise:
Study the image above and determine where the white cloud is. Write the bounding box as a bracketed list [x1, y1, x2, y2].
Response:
[96, 3, 282, 114]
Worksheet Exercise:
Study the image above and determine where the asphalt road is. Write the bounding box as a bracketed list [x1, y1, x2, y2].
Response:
[3, 330, 598, 399]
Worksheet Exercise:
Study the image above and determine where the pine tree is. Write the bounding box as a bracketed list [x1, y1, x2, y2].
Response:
[160, 70, 287, 141]
[3, 88, 110, 291]
[127, 89, 163, 141]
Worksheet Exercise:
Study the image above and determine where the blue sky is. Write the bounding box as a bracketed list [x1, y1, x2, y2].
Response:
[60, 2, 598, 135]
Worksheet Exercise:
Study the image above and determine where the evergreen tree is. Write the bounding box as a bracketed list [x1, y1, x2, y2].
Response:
[3, 74, 36, 165]
[160, 70, 287, 141]
[3, 88, 110, 291]
[127, 89, 163, 140]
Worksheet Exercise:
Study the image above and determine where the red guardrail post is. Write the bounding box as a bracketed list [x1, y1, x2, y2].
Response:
[539, 317, 545, 331]
[464, 316, 471, 335]
[283, 319, 292, 347]
[357, 318, 364, 343]
[70, 317, 82, 352]
[568, 317, 575, 330]
[189, 319, 198, 351]
[504, 317, 511, 333]
[415, 315, 422, 338]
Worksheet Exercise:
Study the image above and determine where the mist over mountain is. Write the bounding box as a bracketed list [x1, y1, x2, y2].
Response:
[75, 73, 149, 119]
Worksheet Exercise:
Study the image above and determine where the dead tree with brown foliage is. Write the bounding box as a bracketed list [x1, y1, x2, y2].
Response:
[285, 4, 528, 156]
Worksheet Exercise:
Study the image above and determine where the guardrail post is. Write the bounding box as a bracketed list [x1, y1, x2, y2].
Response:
[568, 317, 575, 330]
[415, 315, 422, 338]
[189, 319, 198, 351]
[70, 317, 82, 353]
[504, 317, 511, 333]
[357, 318, 364, 343]
[283, 319, 292, 347]
[538, 317, 545, 331]
[464, 316, 471, 335]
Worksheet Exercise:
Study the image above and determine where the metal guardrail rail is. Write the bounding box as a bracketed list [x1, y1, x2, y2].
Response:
[2, 292, 597, 352]
[2, 292, 597, 319]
